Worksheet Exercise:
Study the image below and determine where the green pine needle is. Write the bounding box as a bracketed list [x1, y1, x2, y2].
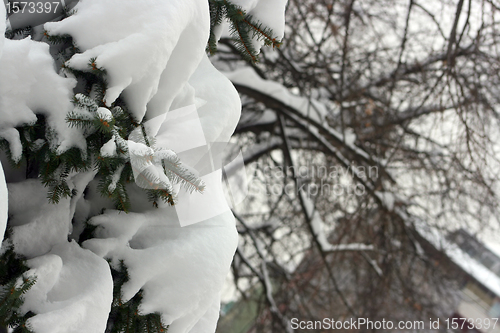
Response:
[207, 0, 283, 62]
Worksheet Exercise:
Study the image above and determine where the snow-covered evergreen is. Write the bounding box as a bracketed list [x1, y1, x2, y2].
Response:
[0, 0, 286, 332]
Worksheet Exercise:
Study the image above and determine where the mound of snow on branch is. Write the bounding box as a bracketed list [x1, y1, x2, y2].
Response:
[0, 38, 82, 160]
[45, 0, 210, 123]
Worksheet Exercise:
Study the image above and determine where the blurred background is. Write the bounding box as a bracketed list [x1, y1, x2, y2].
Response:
[212, 0, 500, 331]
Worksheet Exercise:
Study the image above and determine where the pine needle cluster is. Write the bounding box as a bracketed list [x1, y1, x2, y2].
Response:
[207, 0, 283, 62]
[66, 82, 136, 212]
[0, 245, 36, 333]
[2, 113, 91, 205]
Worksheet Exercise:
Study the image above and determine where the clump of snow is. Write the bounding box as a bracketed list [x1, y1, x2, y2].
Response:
[45, 0, 210, 122]
[95, 107, 113, 122]
[84, 208, 238, 332]
[0, 128, 23, 163]
[100, 138, 117, 157]
[128, 139, 175, 192]
[127, 140, 155, 159]
[0, 161, 7, 244]
[22, 241, 113, 333]
[0, 38, 83, 157]
[188, 56, 242, 144]
[8, 180, 72, 258]
[7, 179, 113, 332]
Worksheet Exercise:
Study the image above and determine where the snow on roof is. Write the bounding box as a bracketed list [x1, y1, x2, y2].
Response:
[445, 244, 500, 297]
[486, 242, 500, 259]
[415, 224, 500, 298]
